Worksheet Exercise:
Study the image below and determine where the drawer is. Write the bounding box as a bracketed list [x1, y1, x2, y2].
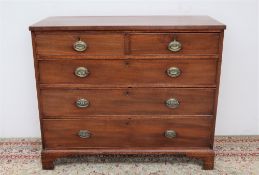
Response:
[43, 117, 212, 148]
[130, 33, 219, 55]
[35, 33, 124, 56]
[41, 88, 215, 117]
[39, 59, 217, 87]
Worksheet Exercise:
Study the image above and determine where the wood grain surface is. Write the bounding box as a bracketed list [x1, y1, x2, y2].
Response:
[130, 33, 219, 55]
[43, 117, 212, 148]
[39, 59, 218, 87]
[29, 16, 226, 31]
[40, 88, 215, 117]
[35, 33, 124, 56]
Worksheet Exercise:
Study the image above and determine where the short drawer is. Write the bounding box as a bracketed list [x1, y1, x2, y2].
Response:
[43, 117, 212, 148]
[130, 33, 219, 55]
[39, 59, 217, 87]
[41, 88, 215, 117]
[35, 33, 124, 56]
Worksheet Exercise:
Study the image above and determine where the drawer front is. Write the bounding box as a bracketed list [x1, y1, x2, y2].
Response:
[35, 33, 124, 56]
[41, 88, 215, 117]
[130, 33, 219, 55]
[39, 60, 217, 87]
[43, 117, 212, 148]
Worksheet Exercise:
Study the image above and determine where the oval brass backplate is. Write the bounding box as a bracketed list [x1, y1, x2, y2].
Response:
[78, 130, 91, 138]
[168, 39, 182, 52]
[165, 98, 180, 109]
[167, 67, 181, 78]
[165, 130, 177, 139]
[76, 98, 89, 108]
[73, 40, 87, 52]
[75, 67, 89, 78]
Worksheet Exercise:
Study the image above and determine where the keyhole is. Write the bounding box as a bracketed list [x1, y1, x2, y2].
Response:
[124, 60, 130, 66]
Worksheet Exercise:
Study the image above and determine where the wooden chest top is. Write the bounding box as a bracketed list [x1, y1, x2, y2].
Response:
[29, 16, 226, 31]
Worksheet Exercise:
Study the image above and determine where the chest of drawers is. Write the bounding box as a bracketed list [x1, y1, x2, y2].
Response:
[29, 16, 225, 170]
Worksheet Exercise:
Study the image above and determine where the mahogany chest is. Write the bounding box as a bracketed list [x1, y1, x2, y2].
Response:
[29, 16, 226, 170]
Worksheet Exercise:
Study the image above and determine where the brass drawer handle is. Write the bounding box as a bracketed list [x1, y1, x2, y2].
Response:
[167, 67, 181, 77]
[168, 39, 181, 52]
[78, 130, 91, 138]
[165, 98, 179, 109]
[73, 39, 87, 52]
[76, 98, 89, 108]
[165, 130, 177, 139]
[75, 67, 89, 78]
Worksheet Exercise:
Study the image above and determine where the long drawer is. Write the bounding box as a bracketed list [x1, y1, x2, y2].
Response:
[39, 59, 217, 87]
[43, 117, 212, 148]
[40, 88, 215, 117]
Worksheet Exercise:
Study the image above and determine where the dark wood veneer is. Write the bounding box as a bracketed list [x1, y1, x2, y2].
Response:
[43, 117, 212, 148]
[35, 33, 124, 56]
[29, 16, 226, 31]
[39, 59, 218, 87]
[30, 16, 225, 170]
[40, 88, 215, 117]
[130, 33, 219, 55]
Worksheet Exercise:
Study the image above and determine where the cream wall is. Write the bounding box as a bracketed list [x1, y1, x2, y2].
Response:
[0, 0, 258, 137]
